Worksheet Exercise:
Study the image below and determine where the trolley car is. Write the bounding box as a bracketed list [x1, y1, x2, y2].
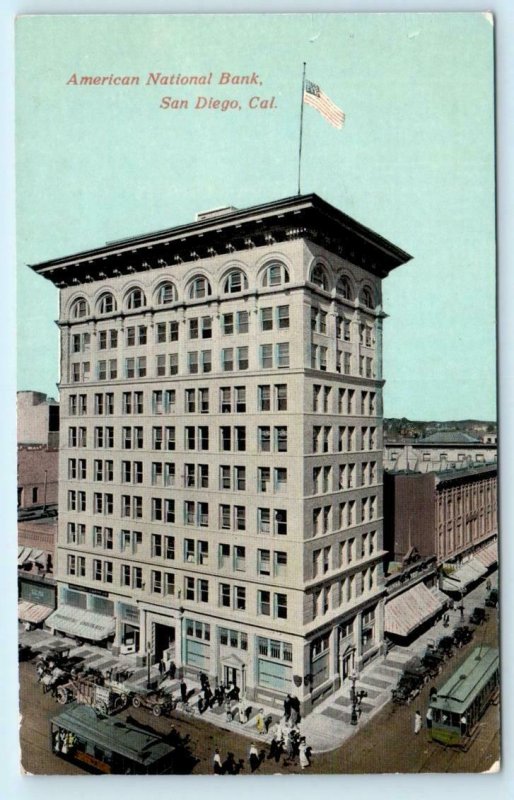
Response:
[50, 703, 176, 774]
[429, 645, 499, 747]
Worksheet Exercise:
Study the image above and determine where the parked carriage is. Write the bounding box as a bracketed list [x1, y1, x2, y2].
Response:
[469, 607, 488, 626]
[392, 657, 431, 705]
[429, 646, 499, 747]
[56, 675, 129, 715]
[453, 626, 474, 648]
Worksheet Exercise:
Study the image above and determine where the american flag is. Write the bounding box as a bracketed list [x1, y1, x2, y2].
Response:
[304, 80, 345, 129]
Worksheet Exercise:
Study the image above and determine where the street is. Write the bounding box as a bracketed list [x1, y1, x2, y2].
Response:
[19, 606, 499, 775]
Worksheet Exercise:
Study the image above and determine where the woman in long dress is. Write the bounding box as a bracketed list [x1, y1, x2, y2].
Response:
[299, 738, 309, 769]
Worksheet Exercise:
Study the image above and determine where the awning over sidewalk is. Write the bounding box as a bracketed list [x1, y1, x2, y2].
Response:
[385, 582, 446, 638]
[46, 607, 115, 641]
[440, 557, 487, 592]
[18, 599, 53, 625]
[474, 541, 498, 569]
[18, 546, 45, 566]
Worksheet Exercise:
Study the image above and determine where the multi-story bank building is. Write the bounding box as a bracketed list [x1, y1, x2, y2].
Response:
[32, 194, 411, 711]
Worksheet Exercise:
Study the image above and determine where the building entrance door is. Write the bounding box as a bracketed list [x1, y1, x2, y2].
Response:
[154, 623, 175, 661]
[342, 652, 352, 682]
[224, 666, 240, 688]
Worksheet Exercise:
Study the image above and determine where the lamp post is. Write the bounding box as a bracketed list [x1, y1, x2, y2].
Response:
[349, 670, 368, 726]
[147, 641, 152, 689]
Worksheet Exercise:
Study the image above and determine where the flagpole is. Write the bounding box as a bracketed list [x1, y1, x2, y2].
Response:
[297, 62, 307, 195]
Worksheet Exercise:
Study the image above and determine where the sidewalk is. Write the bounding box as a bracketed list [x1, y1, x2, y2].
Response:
[19, 570, 498, 754]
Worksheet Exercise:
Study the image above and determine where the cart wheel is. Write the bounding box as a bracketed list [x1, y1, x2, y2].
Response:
[152, 704, 162, 717]
[132, 695, 141, 708]
[95, 701, 108, 715]
[56, 687, 69, 705]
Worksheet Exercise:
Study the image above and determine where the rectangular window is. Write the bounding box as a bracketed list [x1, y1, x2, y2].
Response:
[237, 347, 248, 370]
[277, 342, 290, 368]
[258, 427, 271, 452]
[223, 313, 234, 335]
[258, 590, 271, 616]
[237, 310, 249, 334]
[188, 351, 198, 374]
[222, 348, 234, 371]
[261, 307, 273, 331]
[169, 353, 179, 375]
[276, 384, 287, 411]
[258, 385, 271, 411]
[277, 305, 289, 329]
[260, 344, 273, 369]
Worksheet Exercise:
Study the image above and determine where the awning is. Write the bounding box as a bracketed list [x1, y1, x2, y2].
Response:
[18, 546, 45, 566]
[474, 541, 498, 569]
[385, 582, 446, 638]
[440, 558, 487, 592]
[18, 599, 53, 625]
[46, 607, 115, 641]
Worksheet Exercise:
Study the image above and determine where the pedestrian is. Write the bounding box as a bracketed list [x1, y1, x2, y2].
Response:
[284, 729, 295, 764]
[414, 710, 422, 735]
[486, 578, 491, 592]
[299, 737, 310, 770]
[213, 747, 222, 775]
[255, 708, 265, 735]
[249, 742, 260, 773]
[158, 659, 165, 679]
[239, 703, 247, 724]
[225, 700, 234, 722]
[222, 752, 236, 775]
[197, 691, 204, 714]
[169, 661, 177, 680]
[290, 695, 301, 723]
[180, 679, 187, 703]
[284, 693, 292, 721]
[460, 714, 468, 737]
[425, 706, 433, 738]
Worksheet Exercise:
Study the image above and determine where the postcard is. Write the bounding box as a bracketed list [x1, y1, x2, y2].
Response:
[15, 12, 498, 776]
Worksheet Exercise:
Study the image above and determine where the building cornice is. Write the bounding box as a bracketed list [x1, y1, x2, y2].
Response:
[29, 193, 412, 288]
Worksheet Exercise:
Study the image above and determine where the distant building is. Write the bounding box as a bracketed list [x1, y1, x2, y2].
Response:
[18, 446, 59, 510]
[383, 464, 497, 568]
[17, 390, 60, 447]
[384, 431, 496, 473]
[18, 518, 57, 628]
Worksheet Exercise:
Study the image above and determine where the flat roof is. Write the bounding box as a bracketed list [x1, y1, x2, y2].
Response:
[431, 646, 499, 712]
[29, 193, 412, 287]
[51, 703, 174, 765]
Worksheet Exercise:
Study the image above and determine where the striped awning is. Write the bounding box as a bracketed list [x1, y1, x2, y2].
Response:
[18, 599, 53, 625]
[474, 541, 498, 569]
[440, 558, 487, 592]
[46, 607, 115, 642]
[385, 582, 446, 638]
[18, 547, 45, 566]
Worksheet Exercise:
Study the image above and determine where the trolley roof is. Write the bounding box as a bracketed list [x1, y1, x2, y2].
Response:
[51, 703, 175, 766]
[430, 646, 499, 714]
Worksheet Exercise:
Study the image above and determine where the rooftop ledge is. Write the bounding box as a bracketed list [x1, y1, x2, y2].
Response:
[29, 193, 412, 288]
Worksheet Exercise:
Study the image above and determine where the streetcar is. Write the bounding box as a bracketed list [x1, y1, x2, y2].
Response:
[50, 703, 176, 774]
[429, 645, 499, 747]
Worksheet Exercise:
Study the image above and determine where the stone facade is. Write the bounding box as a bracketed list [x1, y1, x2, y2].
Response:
[31, 194, 411, 710]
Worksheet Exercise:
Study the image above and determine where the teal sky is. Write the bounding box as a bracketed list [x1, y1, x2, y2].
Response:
[16, 13, 496, 420]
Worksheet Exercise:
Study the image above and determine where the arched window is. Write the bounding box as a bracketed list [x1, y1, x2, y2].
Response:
[156, 281, 177, 305]
[310, 263, 329, 291]
[336, 275, 353, 301]
[361, 287, 375, 309]
[189, 276, 212, 299]
[262, 262, 290, 288]
[126, 287, 146, 310]
[97, 293, 116, 315]
[223, 270, 248, 294]
[71, 298, 89, 319]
